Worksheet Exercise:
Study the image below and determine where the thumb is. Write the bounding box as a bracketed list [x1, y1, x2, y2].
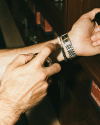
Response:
[83, 8, 100, 21]
[45, 63, 61, 77]
[8, 53, 34, 70]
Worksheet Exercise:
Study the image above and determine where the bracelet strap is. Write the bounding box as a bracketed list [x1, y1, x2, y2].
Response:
[57, 36, 67, 62]
[61, 33, 77, 59]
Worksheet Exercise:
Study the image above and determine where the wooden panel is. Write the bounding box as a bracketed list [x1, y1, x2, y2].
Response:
[66, 121, 88, 125]
[34, 0, 66, 35]
[72, 79, 100, 125]
[66, 0, 83, 32]
[60, 60, 100, 125]
[0, 0, 25, 48]
[57, 61, 87, 125]
[79, 56, 100, 88]
[5, 0, 12, 11]
[83, 0, 100, 14]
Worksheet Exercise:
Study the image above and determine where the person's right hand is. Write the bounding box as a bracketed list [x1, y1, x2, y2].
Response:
[91, 25, 100, 46]
[68, 8, 100, 57]
[0, 43, 61, 124]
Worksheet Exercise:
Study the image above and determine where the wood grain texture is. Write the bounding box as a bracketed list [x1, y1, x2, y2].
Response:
[82, 0, 100, 14]
[79, 56, 100, 88]
[66, 0, 83, 32]
[6, 1, 100, 125]
[0, 0, 25, 48]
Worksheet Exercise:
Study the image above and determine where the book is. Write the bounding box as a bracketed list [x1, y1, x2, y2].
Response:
[90, 79, 100, 111]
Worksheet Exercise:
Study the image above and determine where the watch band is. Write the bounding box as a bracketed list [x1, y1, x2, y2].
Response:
[57, 36, 67, 62]
[61, 33, 77, 59]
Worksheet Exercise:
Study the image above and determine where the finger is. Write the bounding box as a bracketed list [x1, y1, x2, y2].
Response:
[8, 53, 34, 70]
[33, 81, 48, 94]
[92, 40, 100, 46]
[31, 92, 47, 107]
[83, 8, 100, 20]
[91, 31, 100, 41]
[45, 63, 61, 77]
[94, 25, 100, 33]
[32, 43, 56, 66]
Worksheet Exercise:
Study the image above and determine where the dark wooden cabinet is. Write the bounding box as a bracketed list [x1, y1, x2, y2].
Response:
[31, 0, 100, 33]
[6, 0, 100, 125]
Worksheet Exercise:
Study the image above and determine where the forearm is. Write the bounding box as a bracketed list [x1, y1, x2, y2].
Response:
[0, 100, 21, 125]
[0, 38, 66, 80]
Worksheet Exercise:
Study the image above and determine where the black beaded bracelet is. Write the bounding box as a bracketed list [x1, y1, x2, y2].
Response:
[57, 36, 67, 62]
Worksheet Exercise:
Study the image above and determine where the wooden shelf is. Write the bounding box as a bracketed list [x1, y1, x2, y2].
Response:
[32, 0, 65, 35]
[79, 55, 100, 88]
[11, 0, 54, 46]
[6, 0, 100, 124]
[58, 60, 100, 125]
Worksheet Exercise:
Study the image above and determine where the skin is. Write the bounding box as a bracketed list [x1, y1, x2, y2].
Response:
[0, 8, 100, 125]
[91, 25, 100, 46]
[0, 44, 61, 125]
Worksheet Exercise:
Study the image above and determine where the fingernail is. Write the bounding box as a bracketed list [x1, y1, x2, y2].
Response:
[95, 27, 100, 32]
[92, 41, 97, 46]
[91, 35, 95, 40]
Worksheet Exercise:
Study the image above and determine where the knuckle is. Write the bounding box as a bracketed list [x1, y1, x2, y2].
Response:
[97, 40, 100, 45]
[42, 46, 52, 55]
[6, 63, 12, 71]
[44, 82, 48, 89]
[18, 54, 27, 62]
[42, 83, 48, 91]
[56, 63, 61, 70]
[40, 71, 47, 81]
[96, 32, 100, 38]
[17, 54, 25, 60]
[42, 92, 47, 98]
[53, 63, 61, 72]
[19, 54, 26, 59]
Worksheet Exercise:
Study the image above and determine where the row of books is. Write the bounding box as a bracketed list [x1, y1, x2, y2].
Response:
[24, 0, 54, 35]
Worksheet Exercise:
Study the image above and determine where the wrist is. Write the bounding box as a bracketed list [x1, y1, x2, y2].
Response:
[0, 97, 21, 125]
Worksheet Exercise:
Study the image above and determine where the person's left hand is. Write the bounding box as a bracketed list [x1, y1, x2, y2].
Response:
[68, 8, 100, 57]
[0, 43, 61, 125]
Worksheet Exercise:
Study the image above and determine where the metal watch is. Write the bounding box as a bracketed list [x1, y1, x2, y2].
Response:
[61, 33, 77, 59]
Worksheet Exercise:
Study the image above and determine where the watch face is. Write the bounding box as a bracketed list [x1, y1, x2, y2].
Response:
[61, 33, 77, 59]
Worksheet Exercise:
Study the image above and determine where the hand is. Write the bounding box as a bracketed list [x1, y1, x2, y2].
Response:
[0, 43, 61, 124]
[68, 8, 100, 57]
